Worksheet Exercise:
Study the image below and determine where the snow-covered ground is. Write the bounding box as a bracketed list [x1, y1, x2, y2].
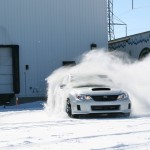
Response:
[1, 51, 150, 149]
[1, 101, 150, 150]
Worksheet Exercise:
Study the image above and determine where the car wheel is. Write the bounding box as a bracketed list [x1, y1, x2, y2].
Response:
[66, 99, 79, 118]
[66, 99, 72, 117]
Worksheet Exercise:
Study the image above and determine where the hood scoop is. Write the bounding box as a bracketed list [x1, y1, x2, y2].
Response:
[92, 88, 111, 91]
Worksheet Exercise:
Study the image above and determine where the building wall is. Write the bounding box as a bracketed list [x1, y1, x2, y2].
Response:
[0, 0, 108, 97]
[109, 31, 150, 60]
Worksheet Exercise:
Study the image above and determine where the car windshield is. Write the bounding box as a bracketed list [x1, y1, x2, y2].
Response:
[70, 74, 113, 88]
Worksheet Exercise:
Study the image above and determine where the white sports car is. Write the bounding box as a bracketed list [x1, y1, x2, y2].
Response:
[61, 74, 131, 118]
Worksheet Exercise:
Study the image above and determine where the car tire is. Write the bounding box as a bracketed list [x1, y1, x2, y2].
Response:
[66, 99, 72, 117]
[66, 99, 79, 118]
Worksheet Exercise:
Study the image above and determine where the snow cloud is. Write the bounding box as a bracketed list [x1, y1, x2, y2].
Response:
[45, 49, 150, 117]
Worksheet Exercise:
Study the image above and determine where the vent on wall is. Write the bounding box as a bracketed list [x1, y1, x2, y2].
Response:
[62, 61, 76, 66]
[91, 43, 97, 50]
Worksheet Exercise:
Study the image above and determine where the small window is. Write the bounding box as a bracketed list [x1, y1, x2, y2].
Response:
[91, 43, 97, 50]
[62, 61, 76, 66]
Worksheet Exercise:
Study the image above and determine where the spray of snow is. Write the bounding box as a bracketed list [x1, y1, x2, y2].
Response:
[45, 49, 150, 117]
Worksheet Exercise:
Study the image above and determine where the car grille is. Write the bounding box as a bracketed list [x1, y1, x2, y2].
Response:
[91, 105, 120, 111]
[91, 95, 118, 101]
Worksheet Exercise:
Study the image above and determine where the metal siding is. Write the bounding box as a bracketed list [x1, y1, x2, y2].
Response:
[0, 0, 107, 97]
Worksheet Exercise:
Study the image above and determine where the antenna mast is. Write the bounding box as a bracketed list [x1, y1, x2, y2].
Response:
[107, 0, 128, 40]
[132, 0, 134, 9]
[107, 0, 115, 41]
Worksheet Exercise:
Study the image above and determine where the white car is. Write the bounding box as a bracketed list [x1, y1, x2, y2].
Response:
[61, 74, 131, 118]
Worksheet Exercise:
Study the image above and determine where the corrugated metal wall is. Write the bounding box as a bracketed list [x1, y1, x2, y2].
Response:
[0, 0, 108, 97]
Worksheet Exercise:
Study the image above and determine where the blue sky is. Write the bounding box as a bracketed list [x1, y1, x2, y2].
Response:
[113, 0, 150, 39]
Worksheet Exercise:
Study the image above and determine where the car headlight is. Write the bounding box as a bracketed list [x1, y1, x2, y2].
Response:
[76, 94, 92, 100]
[117, 93, 128, 100]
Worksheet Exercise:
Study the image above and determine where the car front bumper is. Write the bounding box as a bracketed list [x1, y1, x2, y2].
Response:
[71, 99, 131, 115]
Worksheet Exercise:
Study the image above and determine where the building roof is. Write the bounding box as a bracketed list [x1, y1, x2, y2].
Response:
[109, 30, 150, 44]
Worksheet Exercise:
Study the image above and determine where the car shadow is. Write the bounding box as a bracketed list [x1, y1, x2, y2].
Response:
[77, 113, 130, 119]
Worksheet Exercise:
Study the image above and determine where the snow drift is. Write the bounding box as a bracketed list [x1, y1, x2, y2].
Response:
[45, 49, 150, 117]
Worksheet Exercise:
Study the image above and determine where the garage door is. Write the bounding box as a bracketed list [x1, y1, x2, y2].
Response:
[0, 48, 13, 94]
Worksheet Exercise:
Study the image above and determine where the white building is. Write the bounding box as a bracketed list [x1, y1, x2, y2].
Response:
[0, 0, 108, 101]
[109, 31, 150, 60]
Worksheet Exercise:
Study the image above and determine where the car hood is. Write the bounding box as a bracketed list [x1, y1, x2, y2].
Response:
[71, 87, 124, 95]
